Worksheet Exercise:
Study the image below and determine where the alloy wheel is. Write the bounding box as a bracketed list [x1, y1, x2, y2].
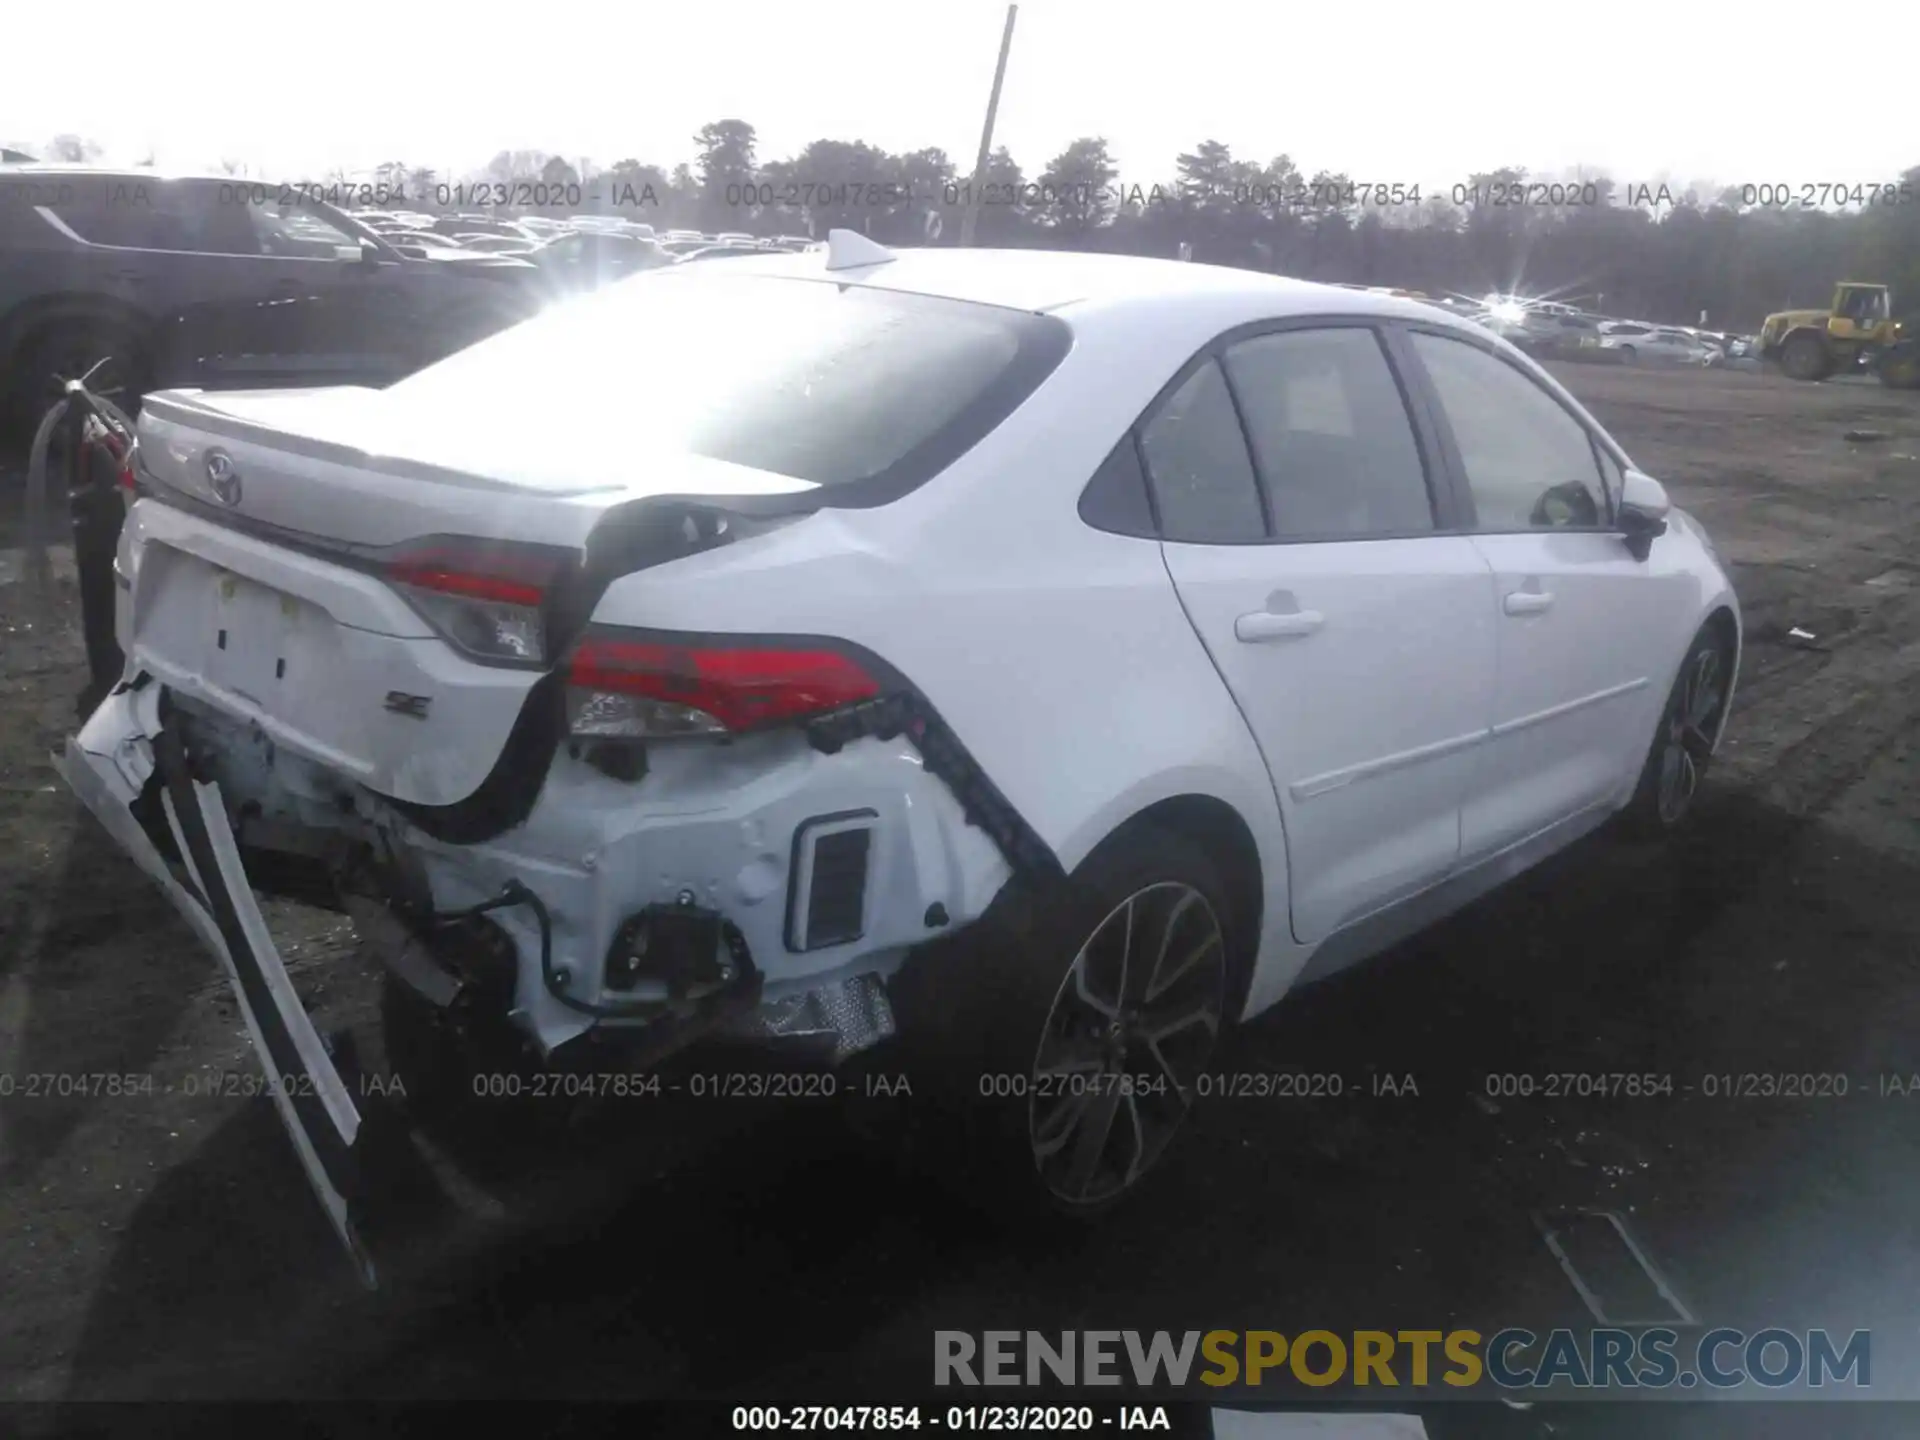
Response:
[1656, 642, 1727, 825]
[1028, 881, 1226, 1207]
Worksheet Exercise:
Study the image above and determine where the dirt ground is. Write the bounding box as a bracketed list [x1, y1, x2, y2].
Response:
[2, 362, 1919, 1431]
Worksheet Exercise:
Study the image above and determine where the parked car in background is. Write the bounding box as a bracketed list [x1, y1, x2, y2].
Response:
[373, 228, 468, 256]
[1471, 298, 1601, 357]
[676, 244, 773, 262]
[427, 215, 539, 243]
[0, 165, 546, 429]
[61, 238, 1738, 1263]
[455, 234, 542, 254]
[1600, 325, 1716, 365]
[1528, 309, 1604, 357]
[525, 230, 675, 288]
[1709, 336, 1762, 371]
[660, 237, 716, 256]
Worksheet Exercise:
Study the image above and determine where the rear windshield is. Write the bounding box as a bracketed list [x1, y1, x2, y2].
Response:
[388, 270, 1071, 502]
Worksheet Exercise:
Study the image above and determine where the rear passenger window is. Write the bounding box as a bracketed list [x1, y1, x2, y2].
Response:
[44, 199, 169, 248]
[1137, 359, 1265, 543]
[45, 186, 235, 253]
[1221, 327, 1434, 539]
[1409, 331, 1608, 531]
[1078, 433, 1156, 536]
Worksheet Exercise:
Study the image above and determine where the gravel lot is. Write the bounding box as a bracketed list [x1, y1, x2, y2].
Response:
[3, 362, 1919, 1431]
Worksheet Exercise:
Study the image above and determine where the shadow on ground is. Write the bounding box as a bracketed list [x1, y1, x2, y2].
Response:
[41, 759, 1920, 1410]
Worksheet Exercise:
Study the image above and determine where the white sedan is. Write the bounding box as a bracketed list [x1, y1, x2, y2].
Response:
[61, 233, 1739, 1274]
[1599, 323, 1718, 365]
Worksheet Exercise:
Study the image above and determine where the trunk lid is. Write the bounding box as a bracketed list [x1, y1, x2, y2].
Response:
[136, 387, 824, 551]
[123, 387, 827, 810]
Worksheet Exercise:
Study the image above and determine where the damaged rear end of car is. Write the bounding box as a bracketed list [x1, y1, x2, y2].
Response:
[57, 265, 1075, 1277]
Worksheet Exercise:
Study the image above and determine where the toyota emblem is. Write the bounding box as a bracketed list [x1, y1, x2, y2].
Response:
[204, 449, 241, 507]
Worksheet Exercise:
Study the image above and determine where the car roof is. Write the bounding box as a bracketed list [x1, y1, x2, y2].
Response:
[669, 245, 1447, 324]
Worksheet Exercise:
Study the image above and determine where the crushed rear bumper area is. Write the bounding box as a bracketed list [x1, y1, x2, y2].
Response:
[57, 674, 1020, 1280]
[55, 679, 378, 1284]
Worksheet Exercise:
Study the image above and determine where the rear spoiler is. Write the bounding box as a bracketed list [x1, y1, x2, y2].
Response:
[138, 390, 834, 519]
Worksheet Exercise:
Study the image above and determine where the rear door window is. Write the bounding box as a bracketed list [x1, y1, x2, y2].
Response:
[1221, 327, 1435, 539]
[36, 179, 251, 253]
[1136, 359, 1266, 543]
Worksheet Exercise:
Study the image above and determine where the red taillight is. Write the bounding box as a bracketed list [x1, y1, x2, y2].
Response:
[385, 559, 544, 608]
[381, 537, 572, 665]
[565, 634, 882, 738]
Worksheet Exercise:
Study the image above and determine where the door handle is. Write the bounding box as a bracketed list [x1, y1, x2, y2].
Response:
[111, 270, 147, 284]
[1235, 609, 1325, 642]
[1503, 589, 1555, 616]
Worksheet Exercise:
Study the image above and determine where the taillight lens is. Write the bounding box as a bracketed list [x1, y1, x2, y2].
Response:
[565, 632, 882, 738]
[382, 537, 571, 664]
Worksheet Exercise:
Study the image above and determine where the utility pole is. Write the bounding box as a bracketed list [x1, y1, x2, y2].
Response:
[958, 4, 1018, 248]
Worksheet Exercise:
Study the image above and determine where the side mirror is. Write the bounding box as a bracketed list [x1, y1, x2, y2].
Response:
[1618, 468, 1669, 560]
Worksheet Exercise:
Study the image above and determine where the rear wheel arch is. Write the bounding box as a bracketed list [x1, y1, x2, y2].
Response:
[1703, 603, 1739, 657]
[0, 295, 158, 430]
[0, 292, 157, 367]
[1702, 603, 1741, 728]
[1093, 793, 1266, 1013]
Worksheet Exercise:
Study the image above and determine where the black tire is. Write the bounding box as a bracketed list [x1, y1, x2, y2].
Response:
[1617, 345, 1637, 365]
[1779, 330, 1831, 382]
[1619, 624, 1733, 840]
[884, 823, 1242, 1221]
[1879, 347, 1920, 390]
[2, 320, 149, 437]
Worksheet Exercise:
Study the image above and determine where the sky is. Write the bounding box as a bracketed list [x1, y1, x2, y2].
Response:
[2, 0, 1914, 193]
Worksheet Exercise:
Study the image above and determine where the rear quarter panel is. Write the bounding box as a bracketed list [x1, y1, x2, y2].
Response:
[588, 296, 1301, 1013]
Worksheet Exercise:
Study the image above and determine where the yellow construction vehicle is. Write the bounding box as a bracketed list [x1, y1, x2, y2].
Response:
[1883, 336, 1920, 390]
[1758, 282, 1912, 384]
